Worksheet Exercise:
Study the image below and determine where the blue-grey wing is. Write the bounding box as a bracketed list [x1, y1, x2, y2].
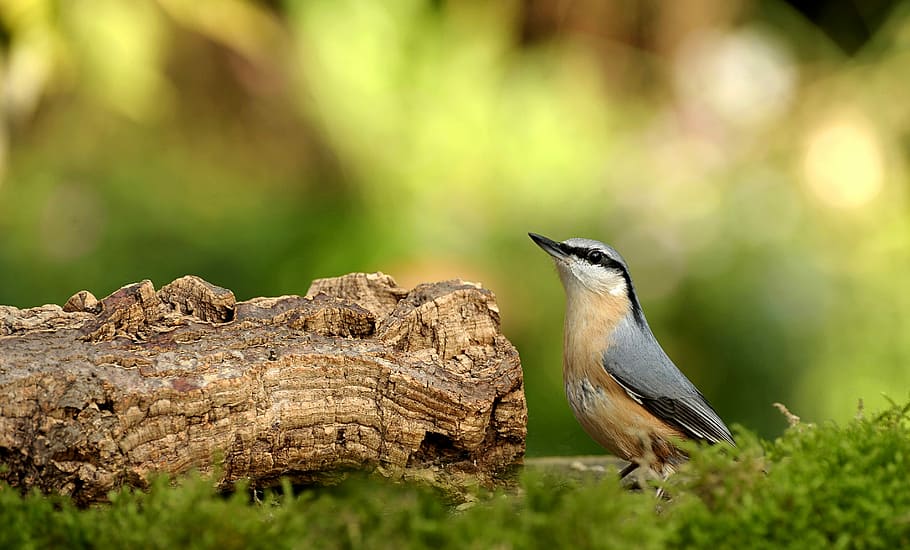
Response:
[603, 317, 735, 446]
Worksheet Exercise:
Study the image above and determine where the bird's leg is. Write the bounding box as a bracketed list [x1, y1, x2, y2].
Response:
[619, 461, 646, 491]
[618, 461, 638, 479]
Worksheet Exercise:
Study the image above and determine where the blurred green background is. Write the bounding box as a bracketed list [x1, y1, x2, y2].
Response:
[1, 0, 908, 456]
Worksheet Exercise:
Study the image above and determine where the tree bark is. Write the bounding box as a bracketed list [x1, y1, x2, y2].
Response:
[0, 273, 526, 504]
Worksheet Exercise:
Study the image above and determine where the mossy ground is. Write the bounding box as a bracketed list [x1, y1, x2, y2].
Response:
[2, 400, 909, 549]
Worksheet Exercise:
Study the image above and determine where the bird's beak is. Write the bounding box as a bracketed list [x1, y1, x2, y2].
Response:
[529, 232, 569, 260]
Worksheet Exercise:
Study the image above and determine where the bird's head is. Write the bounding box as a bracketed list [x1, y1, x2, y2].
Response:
[529, 232, 636, 301]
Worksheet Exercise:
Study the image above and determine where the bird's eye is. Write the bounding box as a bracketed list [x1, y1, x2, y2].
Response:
[587, 250, 605, 264]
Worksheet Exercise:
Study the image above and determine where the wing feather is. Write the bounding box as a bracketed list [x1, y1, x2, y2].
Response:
[610, 370, 735, 445]
[602, 316, 735, 446]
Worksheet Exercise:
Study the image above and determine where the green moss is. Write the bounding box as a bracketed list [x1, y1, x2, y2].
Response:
[667, 400, 910, 549]
[2, 400, 909, 549]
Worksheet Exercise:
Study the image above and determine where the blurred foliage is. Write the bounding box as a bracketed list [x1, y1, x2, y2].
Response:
[1, 0, 910, 454]
[2, 399, 910, 549]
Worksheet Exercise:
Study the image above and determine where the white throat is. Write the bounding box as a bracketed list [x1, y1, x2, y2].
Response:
[557, 261, 627, 297]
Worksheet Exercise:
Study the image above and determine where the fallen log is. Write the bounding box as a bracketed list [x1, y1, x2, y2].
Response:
[0, 273, 526, 504]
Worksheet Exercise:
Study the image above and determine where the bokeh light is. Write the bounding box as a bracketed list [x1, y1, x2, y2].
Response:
[674, 26, 796, 130]
[803, 112, 885, 209]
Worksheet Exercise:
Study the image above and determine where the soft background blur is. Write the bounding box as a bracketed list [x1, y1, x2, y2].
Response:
[1, 0, 908, 456]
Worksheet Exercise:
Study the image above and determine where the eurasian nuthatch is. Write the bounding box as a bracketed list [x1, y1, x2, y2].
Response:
[529, 233, 734, 478]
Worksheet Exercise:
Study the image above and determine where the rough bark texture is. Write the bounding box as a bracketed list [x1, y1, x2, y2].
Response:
[0, 273, 526, 505]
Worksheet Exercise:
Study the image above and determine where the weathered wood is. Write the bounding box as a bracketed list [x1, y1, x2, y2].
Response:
[0, 273, 526, 504]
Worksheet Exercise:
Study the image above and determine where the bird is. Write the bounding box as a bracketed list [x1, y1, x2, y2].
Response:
[529, 232, 734, 479]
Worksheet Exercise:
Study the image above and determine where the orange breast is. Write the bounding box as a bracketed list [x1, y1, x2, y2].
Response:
[562, 290, 685, 467]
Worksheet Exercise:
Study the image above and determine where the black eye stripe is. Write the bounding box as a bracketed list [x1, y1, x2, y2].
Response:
[564, 245, 622, 270]
[587, 250, 605, 263]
